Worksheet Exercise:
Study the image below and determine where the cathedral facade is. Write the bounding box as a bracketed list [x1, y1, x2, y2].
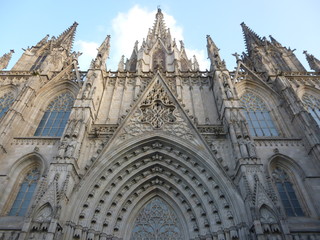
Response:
[0, 8, 320, 240]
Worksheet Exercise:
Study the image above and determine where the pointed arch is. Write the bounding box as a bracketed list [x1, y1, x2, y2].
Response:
[21, 79, 79, 137]
[301, 93, 320, 125]
[258, 205, 282, 234]
[240, 92, 279, 137]
[0, 91, 15, 119]
[66, 136, 247, 239]
[1, 153, 46, 216]
[8, 168, 40, 216]
[259, 204, 279, 223]
[33, 202, 53, 222]
[0, 85, 18, 120]
[34, 92, 75, 137]
[268, 155, 312, 217]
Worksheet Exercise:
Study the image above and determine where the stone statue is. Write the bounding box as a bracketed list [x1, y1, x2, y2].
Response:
[65, 137, 77, 158]
[245, 136, 256, 158]
[239, 137, 249, 158]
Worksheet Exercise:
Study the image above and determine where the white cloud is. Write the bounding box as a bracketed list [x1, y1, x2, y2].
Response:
[109, 6, 159, 69]
[74, 40, 99, 70]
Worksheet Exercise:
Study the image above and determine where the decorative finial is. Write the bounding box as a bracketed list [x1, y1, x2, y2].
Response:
[232, 52, 241, 61]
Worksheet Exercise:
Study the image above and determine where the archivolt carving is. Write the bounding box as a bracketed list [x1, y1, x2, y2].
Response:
[72, 142, 240, 238]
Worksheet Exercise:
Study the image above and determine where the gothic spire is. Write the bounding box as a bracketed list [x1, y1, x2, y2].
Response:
[55, 22, 78, 53]
[151, 8, 167, 39]
[304, 51, 320, 72]
[240, 22, 264, 54]
[269, 35, 282, 48]
[206, 35, 225, 71]
[0, 50, 14, 70]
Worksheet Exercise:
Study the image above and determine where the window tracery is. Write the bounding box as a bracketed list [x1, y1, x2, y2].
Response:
[131, 197, 184, 240]
[8, 168, 40, 216]
[272, 168, 304, 217]
[302, 94, 320, 125]
[34, 92, 74, 137]
[240, 92, 279, 137]
[0, 92, 14, 119]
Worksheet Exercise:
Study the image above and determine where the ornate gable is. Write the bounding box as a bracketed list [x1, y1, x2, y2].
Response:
[107, 72, 206, 149]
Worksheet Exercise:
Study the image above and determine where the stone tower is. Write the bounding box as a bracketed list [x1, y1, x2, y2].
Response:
[0, 8, 320, 240]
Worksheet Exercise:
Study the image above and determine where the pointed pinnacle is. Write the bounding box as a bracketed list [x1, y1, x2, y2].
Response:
[118, 55, 125, 71]
[206, 35, 225, 71]
[240, 22, 263, 54]
[193, 55, 199, 71]
[55, 22, 78, 53]
[35, 34, 50, 48]
[97, 35, 111, 56]
[303, 51, 320, 72]
[0, 50, 15, 70]
[93, 35, 111, 70]
[269, 35, 282, 47]
[206, 35, 220, 59]
[206, 35, 219, 51]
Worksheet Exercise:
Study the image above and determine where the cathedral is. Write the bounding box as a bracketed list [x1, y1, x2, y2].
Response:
[1, 8, 320, 240]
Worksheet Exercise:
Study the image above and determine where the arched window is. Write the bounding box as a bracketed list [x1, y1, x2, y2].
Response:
[8, 168, 40, 216]
[302, 94, 320, 125]
[0, 92, 15, 119]
[131, 197, 184, 239]
[272, 168, 304, 217]
[240, 92, 279, 137]
[34, 92, 74, 137]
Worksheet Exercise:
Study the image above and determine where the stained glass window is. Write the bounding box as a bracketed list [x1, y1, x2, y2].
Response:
[272, 168, 304, 217]
[131, 197, 184, 240]
[9, 168, 40, 216]
[34, 92, 74, 137]
[240, 92, 279, 137]
[0, 92, 14, 119]
[302, 94, 320, 126]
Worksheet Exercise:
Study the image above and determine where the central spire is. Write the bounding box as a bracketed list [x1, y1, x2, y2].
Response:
[151, 8, 166, 38]
[122, 8, 197, 72]
[146, 7, 172, 46]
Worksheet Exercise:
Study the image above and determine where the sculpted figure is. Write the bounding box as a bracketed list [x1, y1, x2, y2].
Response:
[245, 136, 257, 158]
[65, 136, 77, 158]
[239, 137, 249, 158]
[58, 137, 69, 157]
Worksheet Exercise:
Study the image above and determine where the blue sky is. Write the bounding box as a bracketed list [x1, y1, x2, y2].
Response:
[1, 0, 319, 71]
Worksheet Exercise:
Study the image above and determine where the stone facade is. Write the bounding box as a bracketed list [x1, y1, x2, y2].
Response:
[0, 8, 320, 240]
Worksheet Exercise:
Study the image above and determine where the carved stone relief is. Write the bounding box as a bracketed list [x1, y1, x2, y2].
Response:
[117, 80, 197, 144]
